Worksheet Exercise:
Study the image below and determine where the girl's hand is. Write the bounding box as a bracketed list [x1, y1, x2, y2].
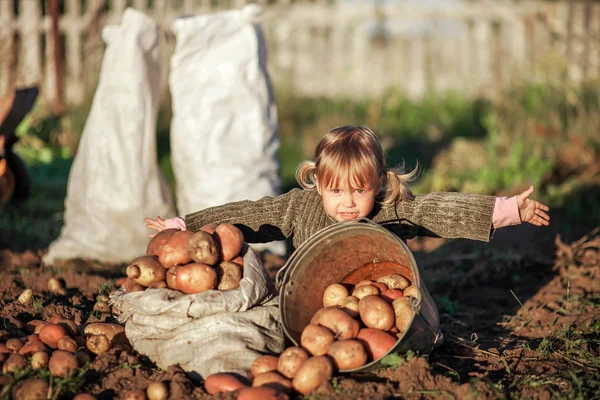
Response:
[516, 186, 550, 227]
[145, 216, 167, 238]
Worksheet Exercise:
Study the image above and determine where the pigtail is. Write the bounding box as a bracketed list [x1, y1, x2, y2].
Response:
[295, 161, 318, 189]
[380, 161, 419, 206]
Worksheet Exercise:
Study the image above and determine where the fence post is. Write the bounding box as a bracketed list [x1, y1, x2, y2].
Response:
[0, 1, 15, 97]
[17, 0, 42, 89]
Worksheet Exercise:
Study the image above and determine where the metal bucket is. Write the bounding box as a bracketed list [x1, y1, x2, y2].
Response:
[276, 219, 442, 373]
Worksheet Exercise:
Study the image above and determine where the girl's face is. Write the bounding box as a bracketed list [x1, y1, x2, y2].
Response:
[317, 179, 379, 222]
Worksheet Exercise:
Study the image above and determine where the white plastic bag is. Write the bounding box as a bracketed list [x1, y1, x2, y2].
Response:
[43, 9, 175, 265]
[169, 5, 285, 255]
[112, 245, 285, 380]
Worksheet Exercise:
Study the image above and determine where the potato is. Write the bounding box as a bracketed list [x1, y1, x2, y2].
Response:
[377, 274, 410, 290]
[352, 284, 380, 300]
[24, 320, 46, 334]
[372, 282, 388, 292]
[354, 280, 374, 288]
[204, 373, 247, 395]
[322, 283, 349, 307]
[12, 378, 49, 400]
[124, 277, 144, 293]
[2, 353, 27, 373]
[126, 256, 166, 287]
[17, 288, 33, 304]
[166, 267, 178, 290]
[187, 231, 220, 266]
[214, 223, 244, 261]
[339, 296, 360, 318]
[291, 356, 333, 395]
[231, 255, 244, 268]
[48, 277, 66, 295]
[57, 336, 78, 353]
[300, 324, 335, 356]
[158, 230, 194, 268]
[87, 334, 111, 355]
[148, 281, 167, 289]
[5, 337, 23, 352]
[39, 323, 67, 349]
[251, 355, 279, 376]
[215, 261, 242, 291]
[357, 328, 397, 361]
[19, 339, 48, 356]
[73, 394, 98, 400]
[200, 223, 218, 234]
[327, 339, 368, 370]
[146, 381, 168, 400]
[93, 301, 110, 313]
[84, 323, 127, 344]
[403, 285, 421, 301]
[49, 350, 79, 377]
[312, 307, 360, 339]
[277, 347, 309, 379]
[252, 371, 292, 393]
[30, 351, 50, 369]
[358, 295, 395, 331]
[146, 228, 179, 256]
[392, 297, 414, 333]
[380, 289, 404, 304]
[175, 263, 217, 294]
[238, 386, 289, 400]
[48, 315, 78, 337]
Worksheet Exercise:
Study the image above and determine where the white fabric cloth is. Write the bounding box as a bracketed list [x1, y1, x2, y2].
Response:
[112, 245, 285, 380]
[43, 8, 175, 264]
[169, 5, 285, 255]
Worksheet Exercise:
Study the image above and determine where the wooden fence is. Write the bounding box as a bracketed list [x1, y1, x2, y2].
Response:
[0, 0, 599, 107]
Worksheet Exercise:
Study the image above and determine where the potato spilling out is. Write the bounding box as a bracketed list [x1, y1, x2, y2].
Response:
[204, 372, 247, 394]
[214, 223, 244, 261]
[187, 231, 220, 265]
[175, 263, 217, 294]
[215, 261, 242, 290]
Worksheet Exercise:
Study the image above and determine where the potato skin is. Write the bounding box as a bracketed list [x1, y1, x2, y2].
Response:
[187, 231, 220, 266]
[403, 285, 421, 300]
[146, 228, 179, 256]
[214, 223, 244, 261]
[377, 274, 410, 290]
[291, 356, 333, 395]
[358, 295, 395, 331]
[300, 324, 335, 356]
[357, 328, 397, 360]
[175, 263, 217, 294]
[252, 371, 292, 393]
[352, 284, 380, 299]
[238, 386, 289, 400]
[158, 230, 194, 268]
[277, 347, 309, 379]
[215, 261, 243, 291]
[204, 373, 247, 395]
[339, 296, 360, 319]
[12, 378, 49, 400]
[49, 350, 79, 378]
[327, 339, 368, 370]
[313, 308, 360, 339]
[392, 297, 415, 332]
[380, 289, 404, 304]
[322, 283, 349, 307]
[251, 355, 280, 376]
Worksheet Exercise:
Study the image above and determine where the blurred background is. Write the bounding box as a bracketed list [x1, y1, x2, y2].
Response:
[0, 0, 599, 251]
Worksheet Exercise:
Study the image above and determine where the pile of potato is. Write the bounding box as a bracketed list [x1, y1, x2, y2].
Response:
[123, 223, 245, 294]
[0, 315, 135, 399]
[200, 273, 420, 398]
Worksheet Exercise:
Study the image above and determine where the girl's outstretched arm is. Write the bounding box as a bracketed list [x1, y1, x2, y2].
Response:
[516, 186, 550, 226]
[145, 216, 167, 238]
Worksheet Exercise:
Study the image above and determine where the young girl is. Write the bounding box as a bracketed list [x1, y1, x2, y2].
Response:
[145, 125, 550, 249]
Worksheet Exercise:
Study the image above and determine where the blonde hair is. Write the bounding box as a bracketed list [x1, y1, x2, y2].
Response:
[295, 125, 418, 206]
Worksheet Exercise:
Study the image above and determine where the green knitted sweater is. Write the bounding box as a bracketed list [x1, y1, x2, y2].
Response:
[185, 189, 496, 250]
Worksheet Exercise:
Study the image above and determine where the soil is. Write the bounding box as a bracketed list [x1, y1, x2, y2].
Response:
[1, 223, 598, 400]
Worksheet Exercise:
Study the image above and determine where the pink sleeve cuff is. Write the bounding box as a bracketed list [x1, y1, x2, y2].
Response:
[165, 216, 187, 231]
[493, 196, 521, 229]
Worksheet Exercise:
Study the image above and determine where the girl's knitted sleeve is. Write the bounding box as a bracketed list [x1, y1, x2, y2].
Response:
[184, 189, 305, 243]
[377, 192, 496, 242]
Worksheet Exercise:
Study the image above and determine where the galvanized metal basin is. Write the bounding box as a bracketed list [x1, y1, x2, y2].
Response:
[276, 219, 442, 372]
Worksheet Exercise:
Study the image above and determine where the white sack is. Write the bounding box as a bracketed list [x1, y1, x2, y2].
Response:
[169, 5, 285, 255]
[112, 245, 285, 380]
[43, 9, 175, 264]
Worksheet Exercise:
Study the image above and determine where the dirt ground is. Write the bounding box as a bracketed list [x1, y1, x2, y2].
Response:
[1, 223, 599, 399]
